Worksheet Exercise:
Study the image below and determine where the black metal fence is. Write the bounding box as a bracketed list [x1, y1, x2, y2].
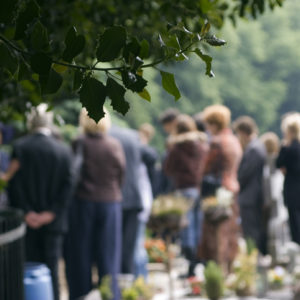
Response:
[0, 208, 25, 300]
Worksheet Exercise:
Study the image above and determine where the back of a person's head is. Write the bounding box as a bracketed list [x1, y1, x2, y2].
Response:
[202, 104, 231, 131]
[175, 114, 197, 134]
[159, 108, 180, 124]
[26, 103, 53, 132]
[233, 116, 258, 136]
[139, 123, 155, 142]
[281, 112, 300, 141]
[80, 108, 111, 134]
[193, 113, 206, 132]
[260, 132, 280, 155]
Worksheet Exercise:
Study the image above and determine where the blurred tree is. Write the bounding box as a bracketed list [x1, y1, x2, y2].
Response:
[109, 0, 299, 151]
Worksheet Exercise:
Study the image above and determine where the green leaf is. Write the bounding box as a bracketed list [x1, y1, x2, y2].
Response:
[0, 41, 18, 75]
[79, 77, 107, 122]
[138, 89, 151, 102]
[15, 0, 40, 40]
[39, 68, 62, 94]
[123, 37, 141, 63]
[62, 27, 86, 63]
[96, 26, 127, 62]
[73, 69, 84, 91]
[121, 71, 147, 93]
[0, 0, 18, 24]
[139, 39, 149, 59]
[194, 48, 214, 77]
[30, 21, 49, 52]
[106, 78, 129, 115]
[18, 58, 31, 81]
[166, 35, 181, 51]
[30, 52, 52, 75]
[160, 71, 181, 101]
[204, 34, 226, 46]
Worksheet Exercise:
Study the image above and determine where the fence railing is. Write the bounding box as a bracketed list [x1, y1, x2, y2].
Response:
[0, 208, 25, 300]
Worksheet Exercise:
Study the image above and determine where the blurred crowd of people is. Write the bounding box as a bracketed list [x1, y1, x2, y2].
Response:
[1, 103, 300, 300]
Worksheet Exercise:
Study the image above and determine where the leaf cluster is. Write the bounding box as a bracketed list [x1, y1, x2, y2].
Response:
[0, 0, 282, 121]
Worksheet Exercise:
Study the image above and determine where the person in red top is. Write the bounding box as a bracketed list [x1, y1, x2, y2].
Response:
[198, 105, 242, 274]
[164, 114, 208, 277]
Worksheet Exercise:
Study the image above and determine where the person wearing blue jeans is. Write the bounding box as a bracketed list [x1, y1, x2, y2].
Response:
[164, 114, 208, 277]
[65, 109, 125, 300]
[66, 199, 121, 300]
[179, 188, 203, 277]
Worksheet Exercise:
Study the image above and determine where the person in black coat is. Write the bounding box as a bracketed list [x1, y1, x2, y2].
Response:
[276, 113, 300, 245]
[8, 104, 73, 300]
[234, 116, 267, 254]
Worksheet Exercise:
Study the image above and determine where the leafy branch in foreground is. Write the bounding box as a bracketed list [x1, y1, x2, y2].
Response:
[0, 0, 283, 121]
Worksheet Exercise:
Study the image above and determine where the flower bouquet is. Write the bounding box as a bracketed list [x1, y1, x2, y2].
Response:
[202, 187, 233, 224]
[148, 193, 192, 234]
[268, 266, 285, 289]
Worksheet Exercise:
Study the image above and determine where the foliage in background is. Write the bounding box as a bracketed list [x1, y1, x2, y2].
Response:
[105, 0, 298, 152]
[0, 0, 283, 123]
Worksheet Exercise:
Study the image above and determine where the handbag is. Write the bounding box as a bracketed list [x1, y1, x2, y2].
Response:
[201, 174, 221, 198]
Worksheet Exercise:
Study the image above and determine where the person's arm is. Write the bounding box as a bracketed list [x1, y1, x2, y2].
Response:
[276, 146, 288, 170]
[163, 147, 177, 176]
[49, 149, 73, 221]
[1, 159, 20, 181]
[116, 142, 126, 186]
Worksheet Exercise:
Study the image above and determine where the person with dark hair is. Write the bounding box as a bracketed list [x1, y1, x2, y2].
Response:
[156, 108, 180, 196]
[8, 104, 73, 300]
[159, 108, 180, 135]
[165, 114, 208, 276]
[233, 116, 267, 254]
[193, 113, 206, 133]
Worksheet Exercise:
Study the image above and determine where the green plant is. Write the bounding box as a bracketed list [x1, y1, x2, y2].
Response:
[231, 240, 258, 296]
[122, 287, 139, 300]
[204, 261, 224, 300]
[99, 275, 113, 300]
[121, 277, 154, 300]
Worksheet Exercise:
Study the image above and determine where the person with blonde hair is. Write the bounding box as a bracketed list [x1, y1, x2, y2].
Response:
[198, 105, 242, 273]
[66, 108, 125, 300]
[277, 112, 300, 245]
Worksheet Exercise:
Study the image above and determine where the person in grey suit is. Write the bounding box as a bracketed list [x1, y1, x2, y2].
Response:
[234, 116, 267, 254]
[110, 126, 143, 274]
